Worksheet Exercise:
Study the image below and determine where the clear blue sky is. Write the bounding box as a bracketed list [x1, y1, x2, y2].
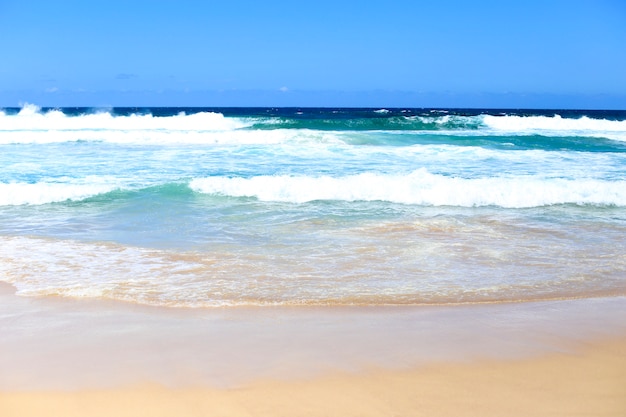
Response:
[1, 0, 625, 108]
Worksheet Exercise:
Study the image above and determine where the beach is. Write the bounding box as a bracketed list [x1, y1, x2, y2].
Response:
[3, 341, 626, 417]
[1, 106, 625, 415]
[1, 282, 625, 416]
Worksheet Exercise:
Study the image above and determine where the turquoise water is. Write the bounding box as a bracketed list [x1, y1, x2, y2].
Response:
[1, 105, 625, 306]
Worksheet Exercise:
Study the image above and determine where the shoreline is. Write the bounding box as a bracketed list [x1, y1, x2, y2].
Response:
[2, 283, 626, 415]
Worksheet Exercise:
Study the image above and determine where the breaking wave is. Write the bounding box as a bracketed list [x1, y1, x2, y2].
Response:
[190, 170, 626, 208]
[1, 104, 625, 144]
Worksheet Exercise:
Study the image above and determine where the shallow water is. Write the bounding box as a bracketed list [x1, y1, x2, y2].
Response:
[1, 105, 625, 307]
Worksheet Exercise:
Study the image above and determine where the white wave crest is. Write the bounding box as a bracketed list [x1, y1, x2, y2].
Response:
[2, 104, 247, 131]
[0, 105, 346, 145]
[0, 104, 262, 144]
[189, 169, 626, 208]
[0, 181, 119, 206]
[483, 115, 626, 141]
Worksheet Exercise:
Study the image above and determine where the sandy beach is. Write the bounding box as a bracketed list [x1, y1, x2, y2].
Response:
[1, 282, 625, 416]
[2, 339, 626, 417]
[2, 0, 626, 411]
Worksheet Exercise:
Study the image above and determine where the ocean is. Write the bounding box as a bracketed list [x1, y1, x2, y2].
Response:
[1, 104, 625, 308]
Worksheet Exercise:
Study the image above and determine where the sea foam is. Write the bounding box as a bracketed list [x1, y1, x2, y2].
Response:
[483, 114, 626, 141]
[0, 181, 120, 206]
[0, 104, 267, 145]
[190, 169, 626, 208]
[3, 104, 247, 131]
[3, 105, 626, 145]
[0, 107, 342, 145]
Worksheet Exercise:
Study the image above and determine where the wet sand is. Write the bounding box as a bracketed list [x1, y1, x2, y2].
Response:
[1, 282, 625, 416]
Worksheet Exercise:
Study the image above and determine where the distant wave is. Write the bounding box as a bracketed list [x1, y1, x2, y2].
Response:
[1, 103, 249, 131]
[1, 104, 625, 145]
[0, 103, 260, 145]
[483, 114, 626, 142]
[190, 170, 626, 208]
[247, 114, 483, 132]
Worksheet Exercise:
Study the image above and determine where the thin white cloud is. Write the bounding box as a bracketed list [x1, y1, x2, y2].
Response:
[116, 73, 138, 80]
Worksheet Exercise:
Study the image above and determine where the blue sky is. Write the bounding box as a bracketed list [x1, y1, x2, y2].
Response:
[1, 0, 625, 108]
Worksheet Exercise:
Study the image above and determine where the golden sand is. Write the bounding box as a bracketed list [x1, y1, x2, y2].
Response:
[1, 282, 625, 417]
[1, 337, 625, 417]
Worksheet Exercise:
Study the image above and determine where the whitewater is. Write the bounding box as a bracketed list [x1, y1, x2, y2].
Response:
[1, 104, 625, 307]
